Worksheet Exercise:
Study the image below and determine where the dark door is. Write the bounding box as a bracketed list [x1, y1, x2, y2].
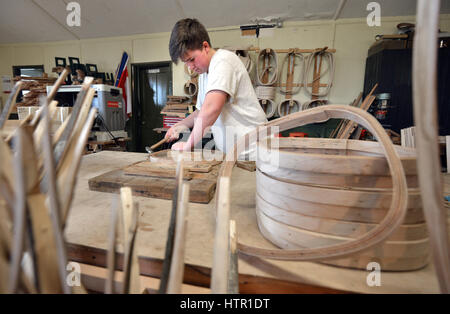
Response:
[131, 62, 172, 152]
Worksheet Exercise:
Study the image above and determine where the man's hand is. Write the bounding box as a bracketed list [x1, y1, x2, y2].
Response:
[165, 124, 189, 142]
[171, 141, 191, 152]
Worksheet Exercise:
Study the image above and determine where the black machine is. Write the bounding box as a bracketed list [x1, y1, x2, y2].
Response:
[363, 37, 450, 135]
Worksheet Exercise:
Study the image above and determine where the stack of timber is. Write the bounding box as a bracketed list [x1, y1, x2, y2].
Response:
[14, 75, 57, 107]
[255, 136, 428, 271]
[161, 96, 193, 128]
[330, 84, 378, 140]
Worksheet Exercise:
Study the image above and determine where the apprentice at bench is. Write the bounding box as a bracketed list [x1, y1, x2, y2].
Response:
[165, 18, 267, 159]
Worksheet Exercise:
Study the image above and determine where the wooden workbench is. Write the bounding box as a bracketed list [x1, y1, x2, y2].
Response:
[65, 151, 448, 293]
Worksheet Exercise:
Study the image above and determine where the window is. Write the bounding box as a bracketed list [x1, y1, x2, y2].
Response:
[12, 65, 45, 77]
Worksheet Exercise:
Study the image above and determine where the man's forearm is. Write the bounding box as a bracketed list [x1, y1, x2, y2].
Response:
[185, 102, 221, 149]
[176, 109, 198, 129]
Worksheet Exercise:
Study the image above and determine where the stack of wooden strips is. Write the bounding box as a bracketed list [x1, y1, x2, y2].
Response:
[160, 96, 193, 128]
[255, 137, 429, 271]
[401, 126, 416, 148]
[330, 83, 378, 140]
[14, 76, 57, 107]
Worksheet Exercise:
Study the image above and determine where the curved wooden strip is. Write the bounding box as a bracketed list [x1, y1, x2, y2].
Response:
[258, 138, 417, 176]
[256, 184, 424, 225]
[413, 0, 450, 292]
[8, 127, 27, 293]
[256, 194, 427, 241]
[256, 210, 429, 259]
[257, 137, 418, 188]
[275, 137, 416, 155]
[0, 138, 15, 193]
[257, 169, 421, 209]
[320, 254, 429, 271]
[218, 104, 409, 261]
[53, 76, 93, 166]
[40, 104, 71, 293]
[257, 161, 418, 189]
[57, 108, 97, 225]
[0, 81, 23, 130]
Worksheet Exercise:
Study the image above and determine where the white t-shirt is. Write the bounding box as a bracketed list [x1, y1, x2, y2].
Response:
[196, 49, 267, 159]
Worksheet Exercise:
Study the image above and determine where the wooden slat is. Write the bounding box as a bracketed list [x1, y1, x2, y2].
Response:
[66, 243, 350, 294]
[211, 177, 230, 293]
[120, 187, 140, 294]
[167, 182, 190, 294]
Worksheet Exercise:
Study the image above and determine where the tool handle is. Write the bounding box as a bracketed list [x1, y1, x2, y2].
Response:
[150, 138, 168, 150]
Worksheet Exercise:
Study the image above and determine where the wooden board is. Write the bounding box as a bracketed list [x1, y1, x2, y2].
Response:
[88, 166, 219, 204]
[90, 150, 223, 203]
[123, 161, 194, 179]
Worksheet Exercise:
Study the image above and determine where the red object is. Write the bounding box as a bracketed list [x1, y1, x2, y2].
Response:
[289, 132, 308, 137]
[107, 101, 119, 108]
[163, 115, 184, 128]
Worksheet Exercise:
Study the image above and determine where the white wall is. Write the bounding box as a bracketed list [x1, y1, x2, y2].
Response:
[1, 14, 450, 111]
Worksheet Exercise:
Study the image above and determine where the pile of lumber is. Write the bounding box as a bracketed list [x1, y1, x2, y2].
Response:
[14, 76, 57, 107]
[161, 96, 193, 128]
[329, 83, 378, 139]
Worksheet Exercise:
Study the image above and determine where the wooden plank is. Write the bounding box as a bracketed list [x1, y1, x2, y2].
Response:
[66, 243, 350, 294]
[211, 177, 230, 293]
[167, 182, 190, 294]
[158, 159, 184, 294]
[236, 161, 256, 172]
[120, 187, 140, 294]
[88, 168, 217, 204]
[311, 52, 323, 101]
[105, 196, 119, 294]
[227, 220, 239, 294]
[338, 96, 376, 139]
[123, 161, 193, 180]
[79, 263, 210, 294]
[28, 194, 63, 293]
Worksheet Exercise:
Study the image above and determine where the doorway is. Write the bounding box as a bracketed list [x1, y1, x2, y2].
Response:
[130, 61, 172, 152]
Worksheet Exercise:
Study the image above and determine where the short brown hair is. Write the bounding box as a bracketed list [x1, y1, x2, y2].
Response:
[169, 18, 211, 64]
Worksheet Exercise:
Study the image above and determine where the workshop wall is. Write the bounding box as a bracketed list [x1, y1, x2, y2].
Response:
[1, 14, 449, 110]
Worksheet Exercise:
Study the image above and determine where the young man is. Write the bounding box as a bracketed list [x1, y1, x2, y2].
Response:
[166, 18, 267, 159]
